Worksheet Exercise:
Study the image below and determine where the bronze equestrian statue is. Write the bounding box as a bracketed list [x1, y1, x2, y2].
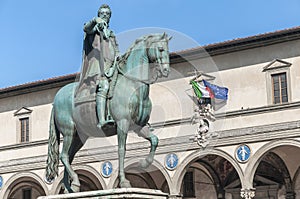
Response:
[44, 4, 171, 193]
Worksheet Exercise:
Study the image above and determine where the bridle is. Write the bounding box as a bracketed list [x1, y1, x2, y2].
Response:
[116, 39, 169, 85]
[151, 39, 170, 78]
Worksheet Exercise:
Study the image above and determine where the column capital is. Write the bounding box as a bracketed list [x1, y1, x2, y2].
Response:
[240, 188, 255, 199]
[286, 191, 295, 199]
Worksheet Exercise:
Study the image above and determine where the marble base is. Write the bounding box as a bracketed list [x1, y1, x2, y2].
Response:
[38, 188, 168, 199]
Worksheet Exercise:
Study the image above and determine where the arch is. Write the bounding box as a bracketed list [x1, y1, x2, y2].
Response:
[196, 160, 222, 194]
[0, 172, 49, 199]
[172, 149, 244, 195]
[181, 162, 219, 198]
[125, 170, 158, 189]
[292, 166, 300, 196]
[108, 158, 171, 192]
[51, 165, 105, 194]
[245, 139, 300, 188]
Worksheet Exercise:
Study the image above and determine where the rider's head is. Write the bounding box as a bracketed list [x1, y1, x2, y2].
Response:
[98, 4, 111, 24]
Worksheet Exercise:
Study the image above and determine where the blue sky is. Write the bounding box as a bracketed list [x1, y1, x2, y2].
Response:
[0, 0, 299, 88]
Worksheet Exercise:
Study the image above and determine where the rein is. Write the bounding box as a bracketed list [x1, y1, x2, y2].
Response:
[116, 63, 159, 85]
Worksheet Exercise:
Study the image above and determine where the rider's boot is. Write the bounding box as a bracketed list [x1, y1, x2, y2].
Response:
[96, 91, 114, 129]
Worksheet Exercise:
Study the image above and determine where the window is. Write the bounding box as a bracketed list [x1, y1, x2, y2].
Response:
[22, 188, 31, 199]
[263, 59, 291, 105]
[183, 171, 195, 197]
[271, 73, 288, 104]
[20, 117, 30, 142]
[14, 107, 32, 143]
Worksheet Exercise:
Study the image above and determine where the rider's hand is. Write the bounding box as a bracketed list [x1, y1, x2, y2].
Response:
[116, 54, 121, 61]
[95, 17, 107, 29]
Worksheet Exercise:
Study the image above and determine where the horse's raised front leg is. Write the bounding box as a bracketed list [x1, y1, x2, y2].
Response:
[134, 125, 158, 168]
[117, 119, 131, 188]
[60, 131, 81, 193]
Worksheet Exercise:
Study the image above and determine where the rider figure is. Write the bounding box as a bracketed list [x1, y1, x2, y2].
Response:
[78, 4, 119, 128]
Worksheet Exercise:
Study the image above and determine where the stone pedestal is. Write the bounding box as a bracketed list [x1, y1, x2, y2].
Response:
[38, 188, 168, 199]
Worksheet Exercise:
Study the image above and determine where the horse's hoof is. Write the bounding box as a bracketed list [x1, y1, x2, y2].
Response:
[63, 189, 69, 194]
[71, 182, 80, 193]
[120, 179, 131, 188]
[62, 184, 72, 194]
[138, 159, 149, 168]
[138, 158, 152, 169]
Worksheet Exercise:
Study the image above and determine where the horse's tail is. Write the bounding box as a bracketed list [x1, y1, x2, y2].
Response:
[45, 107, 60, 184]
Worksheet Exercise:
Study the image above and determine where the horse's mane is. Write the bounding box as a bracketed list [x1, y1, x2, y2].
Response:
[120, 34, 164, 62]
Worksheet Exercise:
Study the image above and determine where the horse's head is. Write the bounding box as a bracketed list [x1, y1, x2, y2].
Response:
[119, 33, 171, 84]
[147, 33, 171, 77]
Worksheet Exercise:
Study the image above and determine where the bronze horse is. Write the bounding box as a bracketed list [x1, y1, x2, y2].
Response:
[45, 33, 170, 192]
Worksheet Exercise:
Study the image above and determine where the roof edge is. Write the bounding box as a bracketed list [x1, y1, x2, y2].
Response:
[0, 73, 78, 99]
[170, 26, 300, 63]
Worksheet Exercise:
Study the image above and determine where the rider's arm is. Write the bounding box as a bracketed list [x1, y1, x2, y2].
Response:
[83, 18, 98, 34]
[84, 17, 106, 34]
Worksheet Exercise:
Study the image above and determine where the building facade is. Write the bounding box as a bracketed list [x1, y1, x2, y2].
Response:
[0, 26, 300, 199]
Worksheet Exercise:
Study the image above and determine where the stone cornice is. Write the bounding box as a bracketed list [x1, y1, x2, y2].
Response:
[216, 101, 300, 119]
[170, 26, 300, 63]
[0, 119, 300, 174]
[214, 120, 300, 142]
[0, 100, 299, 153]
[0, 139, 48, 152]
